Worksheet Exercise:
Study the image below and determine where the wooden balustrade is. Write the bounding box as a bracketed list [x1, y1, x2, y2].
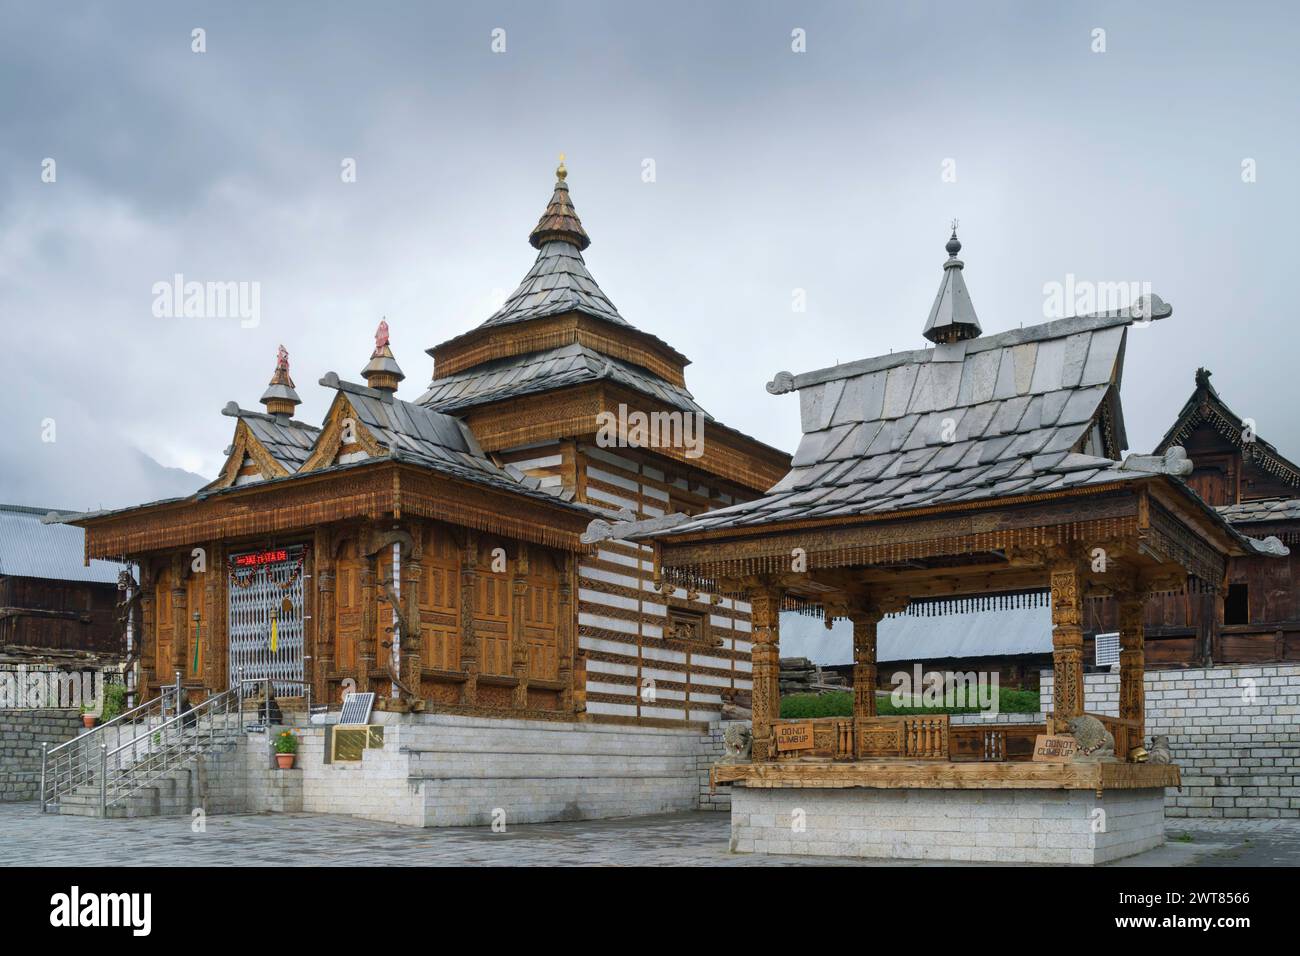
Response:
[949, 723, 1045, 761]
[901, 715, 949, 759]
[770, 715, 1060, 763]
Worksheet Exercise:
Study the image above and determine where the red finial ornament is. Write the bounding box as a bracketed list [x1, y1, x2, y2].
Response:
[374, 319, 390, 354]
[276, 344, 290, 371]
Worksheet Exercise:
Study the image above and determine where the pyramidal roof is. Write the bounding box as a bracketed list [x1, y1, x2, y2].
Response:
[476, 160, 631, 331]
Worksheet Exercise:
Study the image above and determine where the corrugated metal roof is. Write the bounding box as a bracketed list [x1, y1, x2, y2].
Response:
[418, 341, 709, 417]
[0, 505, 127, 583]
[779, 606, 1052, 666]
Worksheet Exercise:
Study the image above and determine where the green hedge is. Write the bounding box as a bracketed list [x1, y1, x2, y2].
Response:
[780, 686, 1039, 719]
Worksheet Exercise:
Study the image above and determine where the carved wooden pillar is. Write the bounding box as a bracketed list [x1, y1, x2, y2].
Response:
[171, 562, 188, 685]
[139, 564, 156, 698]
[314, 531, 335, 706]
[749, 584, 783, 762]
[459, 531, 479, 706]
[1118, 594, 1146, 751]
[1049, 562, 1085, 723]
[510, 545, 530, 710]
[572, 653, 587, 715]
[358, 556, 377, 692]
[850, 606, 882, 721]
[402, 541, 424, 695]
[202, 542, 220, 692]
[557, 553, 575, 712]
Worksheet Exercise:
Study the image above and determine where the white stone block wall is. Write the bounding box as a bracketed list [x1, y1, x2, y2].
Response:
[1041, 662, 1300, 818]
[697, 723, 732, 811]
[394, 713, 703, 826]
[729, 786, 1165, 864]
[298, 723, 426, 826]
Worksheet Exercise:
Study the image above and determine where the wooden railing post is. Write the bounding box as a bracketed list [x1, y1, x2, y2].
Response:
[749, 585, 783, 762]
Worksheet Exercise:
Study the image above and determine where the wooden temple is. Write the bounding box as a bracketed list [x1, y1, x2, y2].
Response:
[1084, 368, 1300, 665]
[71, 162, 788, 726]
[616, 230, 1288, 810]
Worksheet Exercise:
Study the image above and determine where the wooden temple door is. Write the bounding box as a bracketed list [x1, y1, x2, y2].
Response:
[524, 551, 560, 683]
[419, 525, 462, 673]
[475, 537, 512, 678]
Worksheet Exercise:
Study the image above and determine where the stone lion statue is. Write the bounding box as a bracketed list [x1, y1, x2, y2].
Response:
[1066, 715, 1115, 760]
[719, 724, 752, 764]
[1147, 735, 1173, 765]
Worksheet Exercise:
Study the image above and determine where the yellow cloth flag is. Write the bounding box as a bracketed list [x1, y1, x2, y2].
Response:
[270, 612, 278, 653]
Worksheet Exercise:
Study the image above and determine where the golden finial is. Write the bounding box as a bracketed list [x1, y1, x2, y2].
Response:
[556, 152, 567, 181]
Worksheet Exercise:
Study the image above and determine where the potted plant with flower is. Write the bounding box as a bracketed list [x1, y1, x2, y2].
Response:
[273, 730, 299, 769]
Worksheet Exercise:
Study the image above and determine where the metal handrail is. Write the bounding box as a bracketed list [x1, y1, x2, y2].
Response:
[39, 669, 182, 812]
[235, 677, 313, 721]
[45, 674, 310, 814]
[100, 685, 245, 810]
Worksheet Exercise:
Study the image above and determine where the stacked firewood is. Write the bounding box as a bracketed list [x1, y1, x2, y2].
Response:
[779, 656, 847, 696]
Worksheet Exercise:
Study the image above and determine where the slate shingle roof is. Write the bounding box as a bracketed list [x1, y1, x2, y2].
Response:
[236, 411, 320, 473]
[323, 377, 600, 514]
[1217, 497, 1300, 525]
[478, 240, 628, 330]
[651, 309, 1162, 536]
[417, 341, 708, 416]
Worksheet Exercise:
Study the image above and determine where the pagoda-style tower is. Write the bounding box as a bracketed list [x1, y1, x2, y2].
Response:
[418, 160, 792, 723]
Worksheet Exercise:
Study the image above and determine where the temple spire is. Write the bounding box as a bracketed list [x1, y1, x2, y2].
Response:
[922, 222, 982, 345]
[361, 319, 405, 397]
[260, 344, 302, 418]
[528, 154, 591, 251]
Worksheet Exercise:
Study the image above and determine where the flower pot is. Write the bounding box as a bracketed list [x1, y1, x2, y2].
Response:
[275, 753, 295, 769]
[82, 715, 97, 729]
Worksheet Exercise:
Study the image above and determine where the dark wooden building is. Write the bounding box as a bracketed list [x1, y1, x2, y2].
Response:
[0, 504, 126, 663]
[1084, 368, 1300, 665]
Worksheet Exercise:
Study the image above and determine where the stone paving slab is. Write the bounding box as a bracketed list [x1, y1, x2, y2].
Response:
[0, 802, 1295, 867]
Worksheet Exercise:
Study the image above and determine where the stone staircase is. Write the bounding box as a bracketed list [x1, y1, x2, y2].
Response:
[44, 685, 252, 819]
[56, 764, 200, 819]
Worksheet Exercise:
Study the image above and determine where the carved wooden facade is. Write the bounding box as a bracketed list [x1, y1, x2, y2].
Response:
[74, 163, 789, 727]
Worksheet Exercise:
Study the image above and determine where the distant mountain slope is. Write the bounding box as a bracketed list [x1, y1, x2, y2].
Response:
[0, 442, 207, 514]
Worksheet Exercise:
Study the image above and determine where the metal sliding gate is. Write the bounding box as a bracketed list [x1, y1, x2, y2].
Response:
[227, 545, 307, 695]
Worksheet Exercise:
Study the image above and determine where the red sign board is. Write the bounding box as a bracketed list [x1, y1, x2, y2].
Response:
[233, 549, 289, 567]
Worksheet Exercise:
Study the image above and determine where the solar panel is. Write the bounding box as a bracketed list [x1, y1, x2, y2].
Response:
[338, 692, 375, 726]
[1094, 632, 1120, 667]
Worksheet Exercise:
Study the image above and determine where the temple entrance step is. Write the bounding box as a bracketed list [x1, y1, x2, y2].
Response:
[54, 765, 198, 819]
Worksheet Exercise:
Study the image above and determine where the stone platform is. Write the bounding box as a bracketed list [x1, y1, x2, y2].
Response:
[718, 761, 1178, 864]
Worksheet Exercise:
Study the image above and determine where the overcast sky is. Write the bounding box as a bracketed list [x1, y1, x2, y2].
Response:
[2, 1, 1297, 515]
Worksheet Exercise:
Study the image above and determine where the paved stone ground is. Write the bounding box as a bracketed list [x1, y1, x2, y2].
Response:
[1, 802, 1296, 866]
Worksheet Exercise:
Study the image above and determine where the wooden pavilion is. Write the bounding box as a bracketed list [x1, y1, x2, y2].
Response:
[613, 232, 1288, 853]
